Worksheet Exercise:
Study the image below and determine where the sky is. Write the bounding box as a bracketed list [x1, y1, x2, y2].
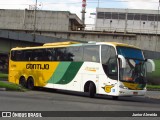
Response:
[0, 0, 160, 27]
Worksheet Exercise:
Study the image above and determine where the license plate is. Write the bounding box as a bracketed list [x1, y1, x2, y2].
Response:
[133, 92, 138, 95]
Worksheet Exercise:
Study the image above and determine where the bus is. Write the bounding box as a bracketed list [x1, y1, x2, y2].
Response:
[9, 41, 155, 99]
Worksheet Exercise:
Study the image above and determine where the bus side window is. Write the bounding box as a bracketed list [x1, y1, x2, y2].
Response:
[11, 50, 22, 61]
[101, 45, 118, 80]
[24, 50, 32, 61]
[101, 45, 110, 64]
[55, 48, 65, 61]
[65, 47, 83, 62]
[11, 51, 16, 61]
[45, 49, 55, 61]
[83, 45, 100, 63]
[29, 49, 44, 61]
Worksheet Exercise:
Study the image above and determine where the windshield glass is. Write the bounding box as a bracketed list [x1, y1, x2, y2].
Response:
[117, 47, 146, 84]
[117, 46, 144, 60]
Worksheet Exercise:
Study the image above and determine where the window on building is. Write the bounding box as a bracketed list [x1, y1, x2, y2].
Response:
[148, 14, 155, 21]
[141, 14, 147, 21]
[97, 12, 105, 19]
[112, 13, 118, 19]
[127, 13, 134, 20]
[105, 12, 111, 19]
[134, 14, 141, 20]
[119, 13, 126, 20]
[158, 16, 160, 21]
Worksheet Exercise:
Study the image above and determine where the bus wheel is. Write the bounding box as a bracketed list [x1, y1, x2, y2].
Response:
[89, 82, 96, 98]
[19, 77, 26, 88]
[27, 77, 34, 90]
[112, 96, 118, 100]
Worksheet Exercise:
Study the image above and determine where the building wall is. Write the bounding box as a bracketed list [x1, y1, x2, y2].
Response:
[95, 8, 160, 34]
[0, 9, 70, 31]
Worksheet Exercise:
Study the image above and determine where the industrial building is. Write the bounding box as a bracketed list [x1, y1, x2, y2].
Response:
[0, 9, 84, 31]
[95, 8, 160, 34]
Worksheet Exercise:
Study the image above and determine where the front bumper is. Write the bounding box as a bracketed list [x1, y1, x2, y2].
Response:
[118, 89, 146, 96]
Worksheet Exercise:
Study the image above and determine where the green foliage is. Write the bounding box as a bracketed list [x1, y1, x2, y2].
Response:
[148, 60, 160, 77]
[147, 85, 160, 89]
[0, 81, 27, 91]
[0, 73, 8, 78]
[147, 60, 160, 85]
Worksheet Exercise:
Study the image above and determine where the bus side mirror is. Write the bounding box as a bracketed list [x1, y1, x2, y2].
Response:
[145, 59, 155, 72]
[118, 55, 126, 68]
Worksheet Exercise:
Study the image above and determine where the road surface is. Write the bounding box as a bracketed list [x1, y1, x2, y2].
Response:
[0, 88, 160, 120]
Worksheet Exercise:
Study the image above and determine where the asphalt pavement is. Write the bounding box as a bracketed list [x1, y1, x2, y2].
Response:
[0, 79, 160, 100]
[0, 84, 160, 120]
[146, 91, 160, 99]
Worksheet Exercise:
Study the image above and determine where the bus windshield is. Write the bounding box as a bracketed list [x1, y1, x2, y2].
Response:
[117, 47, 146, 84]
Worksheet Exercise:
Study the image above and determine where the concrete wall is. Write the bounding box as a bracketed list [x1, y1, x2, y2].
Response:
[0, 38, 41, 54]
[1, 29, 160, 54]
[0, 9, 70, 31]
[37, 31, 160, 53]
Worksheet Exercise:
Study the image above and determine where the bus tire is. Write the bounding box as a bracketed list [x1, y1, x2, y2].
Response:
[89, 82, 96, 98]
[19, 77, 26, 88]
[112, 96, 118, 100]
[27, 77, 34, 90]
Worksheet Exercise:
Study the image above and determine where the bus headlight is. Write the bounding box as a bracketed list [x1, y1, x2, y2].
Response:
[119, 85, 128, 89]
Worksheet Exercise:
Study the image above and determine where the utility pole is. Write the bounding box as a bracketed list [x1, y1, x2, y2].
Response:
[33, 0, 37, 42]
[155, 0, 160, 51]
[124, 9, 128, 34]
[81, 0, 86, 27]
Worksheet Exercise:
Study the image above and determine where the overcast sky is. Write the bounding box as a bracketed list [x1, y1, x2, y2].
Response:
[0, 0, 159, 26]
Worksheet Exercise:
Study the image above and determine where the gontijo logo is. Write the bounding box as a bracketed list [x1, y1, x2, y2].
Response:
[26, 64, 49, 70]
[102, 85, 114, 93]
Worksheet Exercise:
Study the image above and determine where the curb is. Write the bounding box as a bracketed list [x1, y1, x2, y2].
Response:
[147, 89, 160, 91]
[146, 96, 160, 100]
[0, 77, 8, 81]
[0, 88, 6, 91]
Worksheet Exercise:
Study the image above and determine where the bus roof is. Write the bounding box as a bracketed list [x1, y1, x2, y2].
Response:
[11, 41, 140, 50]
[43, 41, 80, 46]
[102, 42, 140, 49]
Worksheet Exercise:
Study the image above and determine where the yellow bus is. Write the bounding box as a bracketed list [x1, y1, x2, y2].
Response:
[9, 41, 155, 99]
